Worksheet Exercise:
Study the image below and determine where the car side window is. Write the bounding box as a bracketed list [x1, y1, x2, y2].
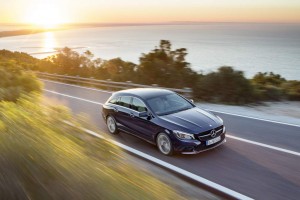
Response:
[131, 97, 147, 112]
[108, 97, 118, 104]
[118, 96, 131, 108]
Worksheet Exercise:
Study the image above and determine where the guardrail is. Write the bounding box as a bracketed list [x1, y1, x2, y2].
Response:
[35, 72, 193, 98]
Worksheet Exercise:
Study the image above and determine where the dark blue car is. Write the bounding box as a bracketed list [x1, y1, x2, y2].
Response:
[102, 88, 226, 155]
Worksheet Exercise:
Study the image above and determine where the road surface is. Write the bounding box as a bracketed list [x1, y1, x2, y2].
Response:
[43, 80, 300, 200]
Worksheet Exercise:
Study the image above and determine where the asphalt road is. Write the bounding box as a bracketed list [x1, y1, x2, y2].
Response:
[43, 80, 300, 200]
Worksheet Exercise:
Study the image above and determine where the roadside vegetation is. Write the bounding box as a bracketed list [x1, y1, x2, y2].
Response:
[0, 63, 185, 199]
[0, 62, 41, 101]
[1, 40, 299, 104]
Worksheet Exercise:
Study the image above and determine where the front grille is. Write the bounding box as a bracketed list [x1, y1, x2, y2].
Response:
[197, 125, 223, 141]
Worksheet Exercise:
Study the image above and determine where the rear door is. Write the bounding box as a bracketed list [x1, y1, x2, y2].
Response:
[113, 96, 133, 132]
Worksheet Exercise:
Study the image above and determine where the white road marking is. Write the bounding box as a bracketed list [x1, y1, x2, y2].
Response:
[44, 89, 103, 105]
[227, 135, 300, 157]
[42, 79, 300, 128]
[44, 89, 300, 157]
[207, 109, 300, 128]
[66, 122, 253, 200]
[41, 79, 113, 94]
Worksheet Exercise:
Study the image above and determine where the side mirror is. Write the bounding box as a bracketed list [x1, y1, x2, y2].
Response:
[139, 111, 148, 118]
[190, 99, 194, 103]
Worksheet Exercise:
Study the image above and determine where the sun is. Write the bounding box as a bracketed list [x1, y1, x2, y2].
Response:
[25, 2, 67, 29]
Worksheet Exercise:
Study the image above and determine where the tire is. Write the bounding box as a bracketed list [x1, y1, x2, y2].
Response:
[156, 133, 173, 156]
[106, 115, 119, 134]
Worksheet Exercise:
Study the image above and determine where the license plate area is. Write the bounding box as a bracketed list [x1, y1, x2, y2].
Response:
[206, 136, 221, 146]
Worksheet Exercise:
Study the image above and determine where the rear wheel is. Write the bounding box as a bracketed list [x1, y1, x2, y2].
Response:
[156, 133, 173, 156]
[106, 116, 119, 134]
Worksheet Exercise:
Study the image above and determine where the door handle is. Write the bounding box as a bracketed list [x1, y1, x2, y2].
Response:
[113, 108, 118, 112]
[130, 113, 135, 118]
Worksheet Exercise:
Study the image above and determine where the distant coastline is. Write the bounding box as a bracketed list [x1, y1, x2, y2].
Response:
[2, 21, 300, 38]
[0, 29, 62, 38]
[0, 22, 210, 38]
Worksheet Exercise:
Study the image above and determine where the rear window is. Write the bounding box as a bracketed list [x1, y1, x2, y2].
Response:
[118, 96, 131, 108]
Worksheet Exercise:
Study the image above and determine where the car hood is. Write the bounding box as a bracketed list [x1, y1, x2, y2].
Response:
[159, 107, 222, 133]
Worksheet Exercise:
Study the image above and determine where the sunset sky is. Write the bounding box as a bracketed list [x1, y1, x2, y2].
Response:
[1, 0, 300, 26]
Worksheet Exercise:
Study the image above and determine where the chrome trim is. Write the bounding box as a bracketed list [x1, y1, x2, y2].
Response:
[198, 128, 223, 138]
[181, 139, 226, 154]
[216, 128, 223, 133]
[198, 133, 211, 138]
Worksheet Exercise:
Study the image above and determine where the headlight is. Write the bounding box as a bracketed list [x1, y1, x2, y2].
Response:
[173, 130, 195, 140]
[216, 115, 223, 123]
[223, 126, 226, 133]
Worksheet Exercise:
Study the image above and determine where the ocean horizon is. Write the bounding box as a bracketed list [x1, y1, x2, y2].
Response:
[1, 23, 300, 80]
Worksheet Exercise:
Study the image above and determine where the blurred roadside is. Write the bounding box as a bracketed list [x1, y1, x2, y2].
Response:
[0, 62, 222, 199]
[124, 154, 221, 200]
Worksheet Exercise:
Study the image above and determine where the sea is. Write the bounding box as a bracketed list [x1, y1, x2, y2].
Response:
[1, 23, 300, 80]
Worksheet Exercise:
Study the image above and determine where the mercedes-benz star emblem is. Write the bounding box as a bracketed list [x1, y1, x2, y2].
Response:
[210, 129, 217, 138]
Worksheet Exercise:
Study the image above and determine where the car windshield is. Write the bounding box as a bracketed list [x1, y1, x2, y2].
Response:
[147, 93, 194, 116]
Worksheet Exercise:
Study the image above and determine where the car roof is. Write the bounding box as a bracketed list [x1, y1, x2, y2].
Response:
[113, 88, 174, 100]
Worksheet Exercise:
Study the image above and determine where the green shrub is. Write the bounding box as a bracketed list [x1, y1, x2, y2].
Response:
[252, 72, 286, 87]
[282, 81, 300, 100]
[251, 72, 286, 101]
[0, 95, 184, 200]
[194, 66, 255, 104]
[1, 47, 299, 104]
[0, 50, 39, 70]
[252, 84, 284, 101]
[0, 63, 42, 101]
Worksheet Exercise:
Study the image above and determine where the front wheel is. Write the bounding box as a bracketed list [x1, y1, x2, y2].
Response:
[156, 133, 173, 156]
[106, 116, 119, 134]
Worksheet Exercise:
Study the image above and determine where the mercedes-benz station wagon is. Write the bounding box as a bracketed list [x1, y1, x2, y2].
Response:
[102, 88, 226, 155]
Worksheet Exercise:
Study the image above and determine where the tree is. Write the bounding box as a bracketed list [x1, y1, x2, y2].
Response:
[47, 47, 82, 74]
[96, 58, 137, 81]
[137, 40, 197, 88]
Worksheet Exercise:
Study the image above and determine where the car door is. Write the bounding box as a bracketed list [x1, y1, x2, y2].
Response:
[127, 97, 159, 142]
[113, 96, 133, 132]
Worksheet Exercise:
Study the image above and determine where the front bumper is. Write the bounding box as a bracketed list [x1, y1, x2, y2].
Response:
[172, 132, 226, 154]
[181, 138, 226, 154]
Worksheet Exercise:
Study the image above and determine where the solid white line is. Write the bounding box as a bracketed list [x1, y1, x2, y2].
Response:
[42, 79, 300, 128]
[226, 135, 300, 157]
[206, 109, 300, 128]
[41, 79, 113, 94]
[71, 124, 253, 200]
[43, 89, 300, 157]
[44, 89, 103, 105]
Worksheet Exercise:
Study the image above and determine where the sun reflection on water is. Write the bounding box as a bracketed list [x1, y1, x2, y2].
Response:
[43, 32, 56, 53]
